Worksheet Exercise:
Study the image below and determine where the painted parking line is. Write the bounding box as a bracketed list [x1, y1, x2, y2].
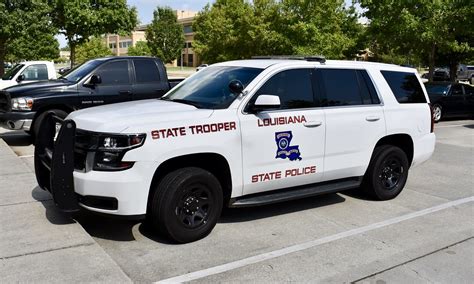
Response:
[156, 196, 474, 284]
[435, 124, 471, 128]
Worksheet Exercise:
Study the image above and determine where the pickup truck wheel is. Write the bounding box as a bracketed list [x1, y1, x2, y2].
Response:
[362, 145, 409, 200]
[432, 104, 442, 123]
[32, 109, 68, 141]
[148, 167, 223, 243]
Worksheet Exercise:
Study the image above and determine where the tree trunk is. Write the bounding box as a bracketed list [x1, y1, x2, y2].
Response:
[70, 42, 76, 69]
[0, 40, 6, 77]
[428, 43, 436, 82]
[449, 62, 457, 82]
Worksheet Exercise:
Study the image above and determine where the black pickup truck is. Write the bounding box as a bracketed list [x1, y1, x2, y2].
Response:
[0, 56, 183, 137]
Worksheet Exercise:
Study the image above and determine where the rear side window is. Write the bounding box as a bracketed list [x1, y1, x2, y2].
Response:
[133, 59, 160, 83]
[381, 71, 426, 103]
[320, 69, 380, 106]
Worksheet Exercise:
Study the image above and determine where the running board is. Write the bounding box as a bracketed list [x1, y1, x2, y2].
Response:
[229, 177, 362, 208]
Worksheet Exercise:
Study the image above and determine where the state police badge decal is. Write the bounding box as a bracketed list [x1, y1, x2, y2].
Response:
[275, 131, 302, 161]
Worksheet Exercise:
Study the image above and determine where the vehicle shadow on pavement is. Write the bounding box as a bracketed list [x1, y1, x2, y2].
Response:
[31, 186, 76, 225]
[463, 124, 474, 129]
[0, 131, 33, 146]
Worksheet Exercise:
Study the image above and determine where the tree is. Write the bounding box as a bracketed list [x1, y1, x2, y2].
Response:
[359, 0, 474, 81]
[50, 0, 138, 67]
[146, 7, 185, 63]
[6, 33, 59, 63]
[192, 0, 364, 63]
[75, 37, 112, 64]
[0, 1, 55, 75]
[127, 41, 151, 56]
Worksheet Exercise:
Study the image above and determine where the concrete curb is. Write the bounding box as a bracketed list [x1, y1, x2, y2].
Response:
[0, 138, 131, 282]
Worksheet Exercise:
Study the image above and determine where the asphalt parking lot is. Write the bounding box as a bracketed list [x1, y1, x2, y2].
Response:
[0, 119, 473, 283]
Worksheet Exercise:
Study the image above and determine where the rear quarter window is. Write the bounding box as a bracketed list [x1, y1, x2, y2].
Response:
[381, 71, 426, 103]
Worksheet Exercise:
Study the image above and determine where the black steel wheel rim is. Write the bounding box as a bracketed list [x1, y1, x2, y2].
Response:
[378, 155, 404, 190]
[175, 184, 212, 229]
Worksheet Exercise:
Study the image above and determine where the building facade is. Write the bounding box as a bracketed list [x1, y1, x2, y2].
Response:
[104, 10, 200, 67]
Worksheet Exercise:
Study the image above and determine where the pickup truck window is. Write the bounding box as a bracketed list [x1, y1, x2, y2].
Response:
[95, 60, 130, 85]
[133, 59, 160, 83]
[2, 64, 24, 80]
[164, 66, 262, 109]
[61, 60, 102, 82]
[22, 64, 48, 81]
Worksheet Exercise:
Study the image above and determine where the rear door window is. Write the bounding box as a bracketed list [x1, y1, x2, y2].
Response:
[320, 69, 363, 106]
[133, 59, 160, 83]
[381, 71, 426, 103]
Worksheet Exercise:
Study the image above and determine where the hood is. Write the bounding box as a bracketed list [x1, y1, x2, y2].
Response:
[68, 99, 214, 133]
[4, 80, 74, 98]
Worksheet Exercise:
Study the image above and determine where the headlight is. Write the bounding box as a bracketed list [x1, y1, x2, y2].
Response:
[93, 134, 146, 171]
[11, 97, 34, 111]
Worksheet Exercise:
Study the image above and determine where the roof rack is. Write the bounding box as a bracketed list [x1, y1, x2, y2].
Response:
[251, 55, 326, 64]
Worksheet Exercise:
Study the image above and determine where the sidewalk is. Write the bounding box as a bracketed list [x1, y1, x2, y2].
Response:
[0, 139, 130, 282]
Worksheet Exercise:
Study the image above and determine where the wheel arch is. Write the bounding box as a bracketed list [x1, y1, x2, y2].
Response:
[372, 133, 414, 166]
[147, 152, 233, 212]
[32, 104, 74, 123]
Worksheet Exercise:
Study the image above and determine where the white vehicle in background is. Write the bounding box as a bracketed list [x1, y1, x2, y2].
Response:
[0, 61, 57, 90]
[196, 64, 209, 71]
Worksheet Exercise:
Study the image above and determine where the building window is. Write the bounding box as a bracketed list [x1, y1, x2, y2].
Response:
[109, 43, 117, 49]
[187, 54, 194, 66]
[118, 41, 132, 48]
[183, 25, 193, 34]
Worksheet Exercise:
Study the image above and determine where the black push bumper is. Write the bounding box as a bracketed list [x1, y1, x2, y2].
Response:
[34, 112, 80, 212]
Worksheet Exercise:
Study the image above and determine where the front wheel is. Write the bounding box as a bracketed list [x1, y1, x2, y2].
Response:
[362, 145, 409, 200]
[432, 104, 442, 123]
[148, 167, 223, 243]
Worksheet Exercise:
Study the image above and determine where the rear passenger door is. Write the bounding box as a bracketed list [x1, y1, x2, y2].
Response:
[132, 59, 169, 100]
[318, 68, 386, 181]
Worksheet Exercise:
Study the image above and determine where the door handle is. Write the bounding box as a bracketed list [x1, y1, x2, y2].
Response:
[366, 116, 380, 122]
[303, 121, 323, 128]
[119, 90, 132, 95]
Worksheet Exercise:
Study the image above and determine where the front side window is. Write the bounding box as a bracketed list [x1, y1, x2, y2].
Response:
[164, 66, 262, 109]
[95, 60, 130, 85]
[21, 64, 48, 81]
[254, 69, 315, 110]
[450, 85, 463, 96]
[381, 71, 426, 103]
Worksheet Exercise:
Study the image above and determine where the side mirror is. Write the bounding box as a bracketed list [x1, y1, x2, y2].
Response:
[90, 74, 102, 85]
[16, 74, 25, 82]
[229, 80, 244, 95]
[250, 94, 281, 113]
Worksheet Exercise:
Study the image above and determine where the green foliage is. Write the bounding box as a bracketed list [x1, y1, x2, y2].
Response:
[359, 0, 474, 79]
[146, 7, 185, 63]
[6, 33, 59, 62]
[75, 37, 112, 64]
[50, 0, 138, 66]
[0, 1, 56, 75]
[193, 0, 364, 63]
[127, 41, 151, 56]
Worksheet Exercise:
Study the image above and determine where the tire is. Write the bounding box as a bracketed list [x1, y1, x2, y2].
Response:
[32, 109, 68, 141]
[362, 145, 409, 201]
[148, 167, 223, 243]
[432, 104, 442, 123]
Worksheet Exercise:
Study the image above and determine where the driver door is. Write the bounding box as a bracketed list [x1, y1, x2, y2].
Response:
[239, 68, 326, 195]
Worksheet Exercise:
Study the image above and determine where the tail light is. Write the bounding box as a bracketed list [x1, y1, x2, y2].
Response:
[429, 103, 434, 133]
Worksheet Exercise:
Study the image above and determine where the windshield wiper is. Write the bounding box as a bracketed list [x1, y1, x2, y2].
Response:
[164, 98, 203, 108]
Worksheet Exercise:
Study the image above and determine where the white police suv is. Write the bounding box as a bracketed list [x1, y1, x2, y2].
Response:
[35, 57, 435, 243]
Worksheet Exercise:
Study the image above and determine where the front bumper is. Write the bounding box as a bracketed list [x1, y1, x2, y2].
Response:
[0, 111, 35, 131]
[34, 113, 156, 216]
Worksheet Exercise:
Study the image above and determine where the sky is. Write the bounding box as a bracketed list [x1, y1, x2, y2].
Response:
[57, 0, 359, 47]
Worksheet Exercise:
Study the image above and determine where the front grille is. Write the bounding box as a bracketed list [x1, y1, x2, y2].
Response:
[0, 91, 11, 113]
[74, 129, 99, 171]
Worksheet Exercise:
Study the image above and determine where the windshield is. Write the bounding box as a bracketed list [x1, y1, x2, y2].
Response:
[1, 64, 24, 80]
[425, 84, 449, 96]
[163, 66, 263, 109]
[60, 60, 103, 82]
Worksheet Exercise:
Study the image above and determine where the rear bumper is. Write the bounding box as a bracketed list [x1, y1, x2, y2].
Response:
[412, 133, 436, 167]
[0, 111, 35, 131]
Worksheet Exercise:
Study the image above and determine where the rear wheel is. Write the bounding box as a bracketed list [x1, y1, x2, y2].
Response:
[148, 167, 223, 243]
[32, 109, 68, 142]
[432, 104, 442, 123]
[362, 145, 409, 200]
